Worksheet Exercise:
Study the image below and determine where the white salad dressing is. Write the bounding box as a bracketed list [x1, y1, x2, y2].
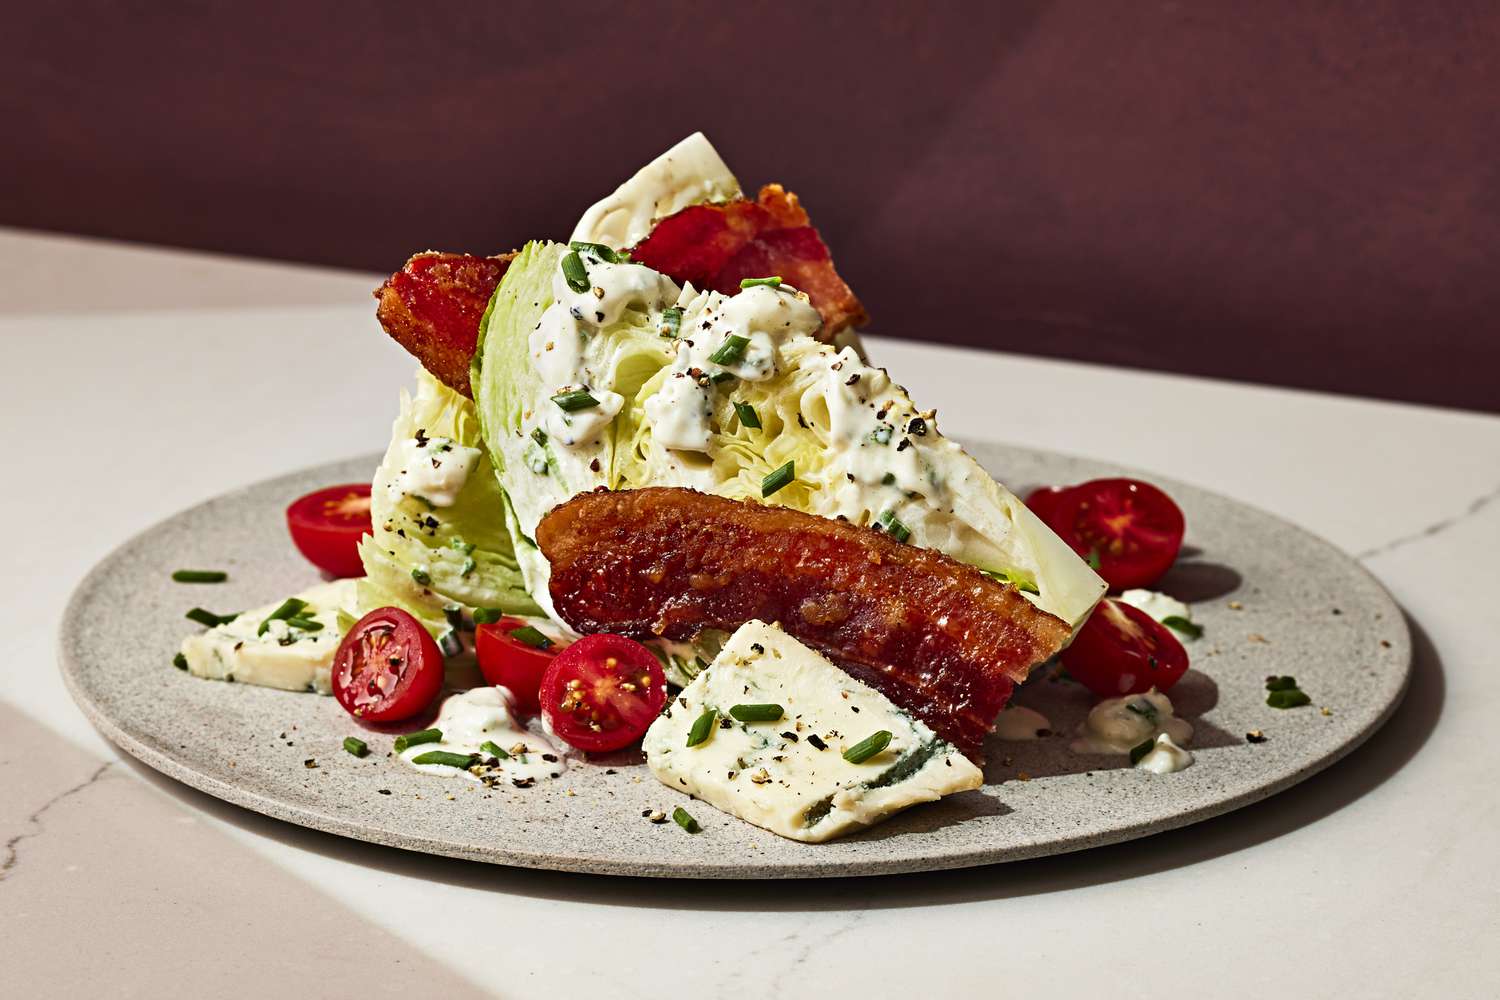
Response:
[398, 687, 568, 785]
[1135, 733, 1195, 774]
[1070, 688, 1194, 756]
[383, 434, 482, 508]
[993, 705, 1052, 740]
[571, 132, 741, 250]
[1119, 589, 1196, 640]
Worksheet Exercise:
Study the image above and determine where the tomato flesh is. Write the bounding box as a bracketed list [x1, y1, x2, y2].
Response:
[476, 618, 558, 716]
[332, 607, 444, 723]
[1029, 478, 1184, 591]
[1062, 598, 1189, 697]
[286, 483, 372, 578]
[540, 634, 666, 753]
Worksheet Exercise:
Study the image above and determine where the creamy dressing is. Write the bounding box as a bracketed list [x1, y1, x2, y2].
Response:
[993, 705, 1052, 740]
[1135, 733, 1195, 773]
[1119, 588, 1195, 639]
[398, 687, 568, 785]
[1070, 688, 1193, 755]
[384, 434, 482, 508]
[571, 132, 741, 250]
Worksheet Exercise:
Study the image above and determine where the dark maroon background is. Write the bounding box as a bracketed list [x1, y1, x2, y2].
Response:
[7, 2, 1497, 412]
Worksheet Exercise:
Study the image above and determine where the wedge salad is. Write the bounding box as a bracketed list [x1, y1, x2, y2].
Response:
[175, 134, 1252, 843]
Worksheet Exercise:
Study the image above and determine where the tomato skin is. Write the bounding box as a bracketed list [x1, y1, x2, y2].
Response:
[540, 634, 667, 753]
[1030, 478, 1185, 591]
[286, 484, 372, 578]
[332, 607, 444, 723]
[1062, 598, 1189, 697]
[476, 618, 557, 716]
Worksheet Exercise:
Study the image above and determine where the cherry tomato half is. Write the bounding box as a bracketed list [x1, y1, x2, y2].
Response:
[1028, 478, 1184, 591]
[476, 618, 559, 716]
[286, 483, 372, 578]
[1061, 598, 1189, 697]
[332, 607, 444, 723]
[540, 634, 667, 753]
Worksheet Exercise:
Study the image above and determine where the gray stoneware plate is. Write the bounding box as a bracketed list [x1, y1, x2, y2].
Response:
[59, 445, 1411, 878]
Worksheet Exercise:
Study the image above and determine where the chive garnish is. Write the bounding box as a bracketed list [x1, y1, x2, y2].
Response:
[672, 806, 701, 833]
[509, 625, 553, 650]
[1267, 688, 1312, 709]
[660, 306, 683, 338]
[186, 607, 237, 628]
[530, 428, 548, 448]
[285, 616, 323, 632]
[686, 708, 717, 747]
[172, 569, 227, 584]
[568, 240, 621, 263]
[880, 472, 896, 485]
[256, 597, 308, 636]
[473, 607, 503, 625]
[709, 371, 736, 384]
[1265, 675, 1299, 692]
[1129, 737, 1157, 765]
[480, 740, 510, 760]
[560, 251, 590, 293]
[410, 567, 431, 586]
[438, 630, 463, 658]
[877, 510, 911, 543]
[551, 389, 600, 412]
[729, 703, 784, 723]
[708, 334, 750, 366]
[1086, 549, 1103, 570]
[761, 461, 795, 498]
[461, 556, 476, 576]
[411, 750, 478, 769]
[1162, 616, 1203, 639]
[739, 276, 782, 289]
[343, 737, 369, 758]
[172, 652, 188, 671]
[842, 730, 893, 764]
[393, 728, 442, 753]
[734, 401, 761, 429]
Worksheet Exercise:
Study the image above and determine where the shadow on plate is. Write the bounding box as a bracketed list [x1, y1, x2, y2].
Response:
[115, 609, 1440, 913]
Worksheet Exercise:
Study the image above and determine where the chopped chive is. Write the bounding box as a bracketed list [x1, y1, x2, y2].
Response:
[450, 537, 476, 554]
[672, 806, 701, 833]
[729, 703, 784, 723]
[509, 625, 554, 650]
[1267, 688, 1312, 709]
[285, 616, 324, 632]
[568, 240, 621, 263]
[551, 389, 600, 412]
[1265, 675, 1299, 692]
[256, 597, 308, 636]
[186, 607, 237, 628]
[410, 567, 431, 586]
[443, 603, 465, 631]
[438, 629, 463, 657]
[530, 427, 548, 448]
[876, 509, 911, 543]
[709, 371, 736, 384]
[880, 472, 896, 486]
[693, 655, 711, 674]
[560, 250, 590, 293]
[739, 276, 782, 289]
[172, 569, 227, 584]
[172, 652, 188, 671]
[393, 728, 442, 753]
[473, 607, 503, 626]
[761, 461, 795, 498]
[1086, 548, 1103, 570]
[343, 737, 369, 758]
[1129, 737, 1157, 765]
[411, 750, 478, 769]
[870, 423, 894, 445]
[660, 306, 683, 338]
[733, 401, 761, 429]
[1162, 616, 1203, 639]
[843, 730, 893, 764]
[480, 740, 510, 760]
[708, 334, 750, 366]
[461, 556, 476, 576]
[686, 708, 717, 747]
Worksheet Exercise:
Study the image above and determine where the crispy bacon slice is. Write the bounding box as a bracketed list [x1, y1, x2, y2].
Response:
[629, 185, 868, 335]
[373, 185, 865, 397]
[373, 251, 515, 396]
[536, 488, 1070, 761]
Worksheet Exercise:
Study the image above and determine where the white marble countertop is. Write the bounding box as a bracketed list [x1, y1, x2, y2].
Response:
[2, 227, 1497, 998]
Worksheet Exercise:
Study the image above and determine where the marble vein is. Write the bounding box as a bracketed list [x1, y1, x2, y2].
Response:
[1356, 481, 1500, 560]
[1, 762, 112, 881]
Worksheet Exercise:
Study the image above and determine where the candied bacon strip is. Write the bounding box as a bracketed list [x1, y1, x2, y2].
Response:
[373, 186, 865, 397]
[628, 185, 868, 335]
[536, 488, 1069, 761]
[374, 251, 515, 395]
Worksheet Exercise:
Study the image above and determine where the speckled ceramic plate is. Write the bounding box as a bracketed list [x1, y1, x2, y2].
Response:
[59, 445, 1411, 878]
